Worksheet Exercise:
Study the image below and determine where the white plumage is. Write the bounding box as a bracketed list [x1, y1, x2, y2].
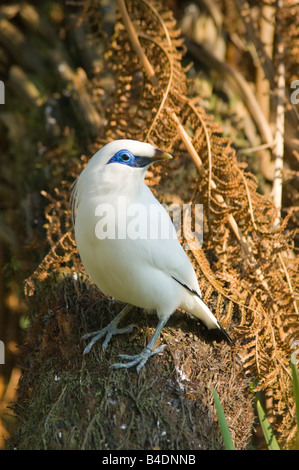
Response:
[71, 139, 231, 371]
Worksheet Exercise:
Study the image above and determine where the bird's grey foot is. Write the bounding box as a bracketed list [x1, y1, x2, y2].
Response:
[82, 324, 136, 354]
[82, 304, 135, 354]
[111, 344, 167, 373]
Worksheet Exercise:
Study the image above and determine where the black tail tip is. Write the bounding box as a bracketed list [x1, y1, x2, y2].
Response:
[218, 322, 233, 345]
[209, 322, 233, 345]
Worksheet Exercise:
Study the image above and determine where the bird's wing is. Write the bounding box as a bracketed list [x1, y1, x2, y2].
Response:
[131, 185, 201, 294]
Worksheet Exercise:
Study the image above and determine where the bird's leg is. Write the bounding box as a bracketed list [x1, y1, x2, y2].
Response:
[82, 304, 136, 355]
[111, 318, 168, 373]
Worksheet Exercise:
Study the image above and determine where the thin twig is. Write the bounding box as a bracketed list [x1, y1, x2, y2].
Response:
[235, 166, 258, 232]
[117, 0, 159, 87]
[187, 100, 213, 232]
[256, 2, 275, 121]
[272, 0, 285, 226]
[241, 140, 276, 154]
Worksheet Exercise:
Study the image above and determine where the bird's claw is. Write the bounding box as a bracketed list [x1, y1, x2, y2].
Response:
[111, 344, 167, 373]
[82, 323, 137, 355]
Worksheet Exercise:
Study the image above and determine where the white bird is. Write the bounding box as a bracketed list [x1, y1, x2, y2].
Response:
[71, 139, 232, 372]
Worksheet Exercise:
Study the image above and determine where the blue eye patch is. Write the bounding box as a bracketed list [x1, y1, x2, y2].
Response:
[107, 149, 153, 168]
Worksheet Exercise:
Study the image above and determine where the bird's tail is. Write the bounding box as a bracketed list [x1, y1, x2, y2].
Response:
[190, 296, 233, 344]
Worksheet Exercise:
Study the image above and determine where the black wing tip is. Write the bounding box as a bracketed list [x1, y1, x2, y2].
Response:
[172, 276, 233, 345]
[172, 276, 201, 297]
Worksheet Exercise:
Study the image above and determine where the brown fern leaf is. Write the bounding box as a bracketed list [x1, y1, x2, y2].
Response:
[88, 0, 188, 152]
[25, 189, 79, 295]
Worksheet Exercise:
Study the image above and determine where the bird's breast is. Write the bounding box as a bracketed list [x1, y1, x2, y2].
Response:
[74, 193, 180, 314]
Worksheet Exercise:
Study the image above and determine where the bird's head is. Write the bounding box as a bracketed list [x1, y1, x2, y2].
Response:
[93, 139, 172, 168]
[84, 139, 171, 179]
[71, 140, 172, 216]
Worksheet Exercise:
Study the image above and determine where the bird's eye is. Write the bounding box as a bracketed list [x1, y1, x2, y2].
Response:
[121, 153, 131, 162]
[107, 149, 134, 166]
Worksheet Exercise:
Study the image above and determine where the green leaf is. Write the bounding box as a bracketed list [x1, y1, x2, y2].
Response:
[291, 358, 299, 448]
[256, 400, 280, 450]
[212, 387, 235, 450]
